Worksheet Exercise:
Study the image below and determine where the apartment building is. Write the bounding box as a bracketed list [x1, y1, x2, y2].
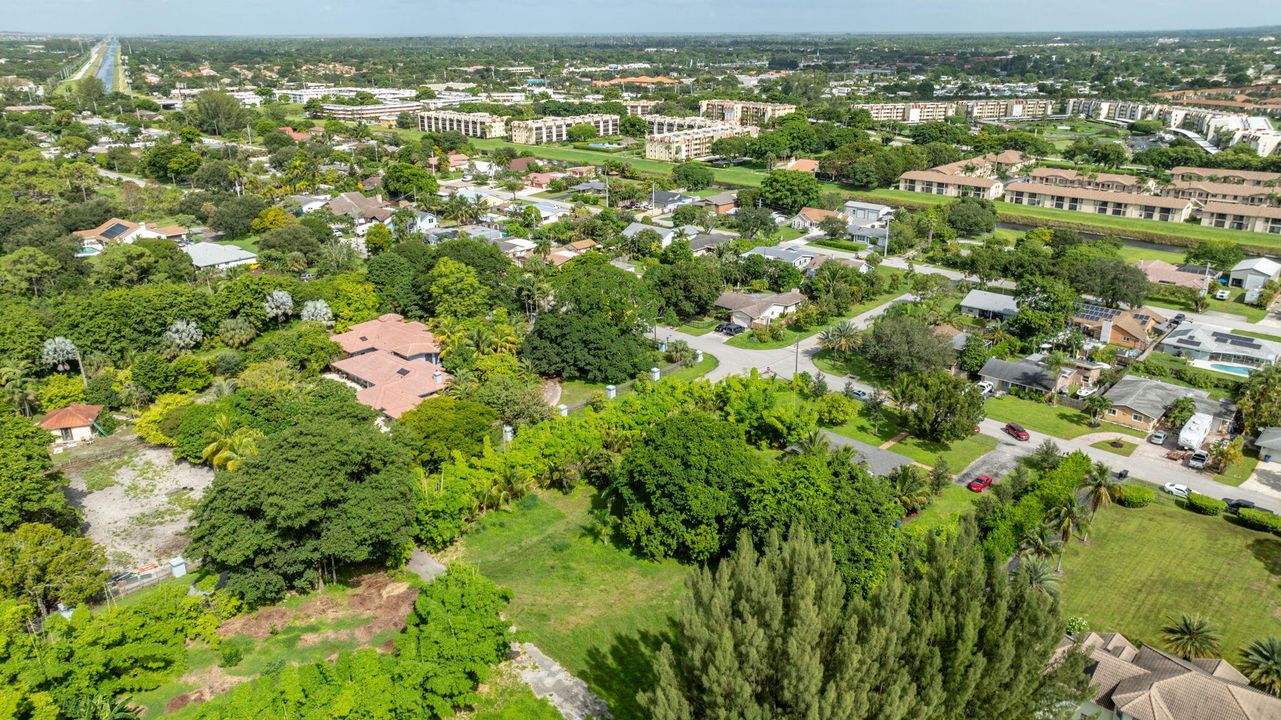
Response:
[417, 110, 508, 138]
[960, 98, 1056, 119]
[699, 100, 796, 126]
[1065, 98, 1269, 138]
[322, 101, 423, 121]
[280, 87, 417, 104]
[853, 101, 955, 124]
[1028, 167, 1152, 194]
[1170, 166, 1281, 186]
[644, 115, 723, 134]
[1004, 182, 1193, 222]
[645, 125, 756, 162]
[622, 99, 661, 116]
[898, 171, 1004, 200]
[509, 114, 620, 144]
[1231, 128, 1281, 157]
[931, 150, 1032, 177]
[1200, 202, 1281, 234]
[1166, 180, 1281, 207]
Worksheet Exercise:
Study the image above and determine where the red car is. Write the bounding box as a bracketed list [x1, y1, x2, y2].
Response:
[967, 475, 994, 493]
[1003, 422, 1030, 441]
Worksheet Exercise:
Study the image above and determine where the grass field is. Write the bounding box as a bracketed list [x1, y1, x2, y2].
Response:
[1214, 448, 1260, 488]
[826, 398, 998, 471]
[457, 490, 689, 720]
[1148, 286, 1268, 322]
[559, 353, 719, 409]
[1090, 438, 1138, 457]
[904, 483, 981, 536]
[984, 395, 1148, 440]
[1060, 498, 1281, 660]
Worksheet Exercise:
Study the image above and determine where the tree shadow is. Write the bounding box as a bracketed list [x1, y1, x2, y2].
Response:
[582, 625, 673, 720]
[1247, 537, 1281, 582]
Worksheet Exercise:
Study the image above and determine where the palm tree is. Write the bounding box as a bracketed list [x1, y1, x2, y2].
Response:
[1045, 499, 1091, 573]
[888, 465, 930, 514]
[1240, 636, 1281, 697]
[1162, 613, 1222, 659]
[70, 693, 139, 720]
[1013, 556, 1060, 599]
[1019, 525, 1063, 560]
[788, 429, 830, 457]
[462, 325, 498, 356]
[1081, 461, 1120, 521]
[0, 360, 37, 415]
[201, 415, 261, 471]
[818, 320, 859, 359]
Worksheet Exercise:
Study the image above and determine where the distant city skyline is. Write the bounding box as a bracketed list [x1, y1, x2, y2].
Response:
[9, 1, 1281, 37]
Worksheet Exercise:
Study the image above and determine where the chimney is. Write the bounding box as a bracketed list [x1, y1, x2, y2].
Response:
[432, 370, 442, 383]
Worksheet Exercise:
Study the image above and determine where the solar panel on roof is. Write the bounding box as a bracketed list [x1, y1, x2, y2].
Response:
[100, 223, 129, 239]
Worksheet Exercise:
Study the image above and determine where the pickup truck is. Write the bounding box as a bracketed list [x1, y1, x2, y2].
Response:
[1187, 450, 1210, 470]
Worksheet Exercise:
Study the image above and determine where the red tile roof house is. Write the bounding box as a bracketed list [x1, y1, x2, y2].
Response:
[38, 403, 104, 443]
[329, 314, 450, 418]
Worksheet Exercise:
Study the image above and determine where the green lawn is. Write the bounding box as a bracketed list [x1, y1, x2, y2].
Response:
[1060, 499, 1281, 661]
[1112, 243, 1186, 264]
[671, 317, 718, 336]
[827, 399, 997, 470]
[1214, 448, 1260, 488]
[559, 354, 719, 409]
[984, 395, 1148, 440]
[1090, 438, 1138, 457]
[727, 271, 910, 350]
[904, 483, 981, 536]
[457, 490, 689, 720]
[1148, 287, 1268, 323]
[219, 235, 260, 254]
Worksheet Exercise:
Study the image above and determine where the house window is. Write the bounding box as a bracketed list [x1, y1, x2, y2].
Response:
[60, 428, 73, 441]
[1107, 409, 1117, 416]
[1133, 414, 1143, 422]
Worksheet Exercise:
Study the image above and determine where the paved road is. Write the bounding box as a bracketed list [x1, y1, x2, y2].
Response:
[69, 40, 107, 82]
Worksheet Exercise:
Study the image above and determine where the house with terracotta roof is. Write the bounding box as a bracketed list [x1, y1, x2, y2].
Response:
[899, 170, 1005, 200]
[1071, 304, 1167, 351]
[279, 126, 313, 142]
[1005, 182, 1193, 223]
[329, 314, 450, 418]
[325, 192, 393, 233]
[38, 403, 104, 443]
[1058, 631, 1281, 720]
[789, 207, 844, 231]
[784, 158, 820, 174]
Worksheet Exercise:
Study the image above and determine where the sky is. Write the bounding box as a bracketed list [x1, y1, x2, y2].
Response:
[7, 0, 1281, 36]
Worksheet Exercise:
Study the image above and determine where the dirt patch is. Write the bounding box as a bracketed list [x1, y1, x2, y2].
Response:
[164, 665, 250, 714]
[221, 573, 418, 646]
[62, 437, 214, 572]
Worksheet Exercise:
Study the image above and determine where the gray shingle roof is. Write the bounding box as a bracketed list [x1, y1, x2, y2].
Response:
[1104, 375, 1235, 422]
[960, 289, 1019, 317]
[978, 357, 1055, 393]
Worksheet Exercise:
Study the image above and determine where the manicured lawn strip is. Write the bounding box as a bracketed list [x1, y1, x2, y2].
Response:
[457, 490, 689, 720]
[904, 483, 981, 536]
[1090, 439, 1137, 457]
[1233, 328, 1281, 344]
[1214, 447, 1259, 488]
[561, 354, 719, 410]
[665, 353, 720, 383]
[984, 395, 1148, 440]
[219, 235, 260, 254]
[1148, 290, 1267, 323]
[812, 349, 892, 386]
[671, 317, 717, 335]
[1112, 243, 1186, 264]
[557, 380, 603, 408]
[1060, 499, 1281, 661]
[726, 270, 910, 350]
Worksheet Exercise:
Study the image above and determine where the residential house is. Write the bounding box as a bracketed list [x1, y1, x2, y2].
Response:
[38, 403, 104, 443]
[506, 156, 540, 173]
[1103, 375, 1236, 433]
[1228, 257, 1281, 290]
[744, 245, 815, 270]
[568, 179, 607, 194]
[1160, 321, 1281, 368]
[978, 355, 1103, 396]
[279, 126, 313, 142]
[329, 314, 450, 419]
[495, 237, 538, 260]
[649, 190, 696, 213]
[523, 171, 563, 189]
[696, 190, 739, 215]
[1060, 631, 1281, 720]
[1200, 202, 1281, 235]
[621, 222, 677, 247]
[1135, 259, 1217, 291]
[790, 207, 844, 231]
[715, 290, 807, 327]
[525, 201, 568, 223]
[959, 289, 1019, 321]
[408, 210, 438, 234]
[181, 242, 257, 272]
[784, 158, 820, 174]
[688, 232, 737, 256]
[289, 194, 330, 214]
[1071, 304, 1166, 351]
[325, 191, 392, 232]
[848, 225, 889, 248]
[1255, 427, 1281, 462]
[844, 201, 893, 226]
[73, 218, 188, 249]
[806, 255, 869, 276]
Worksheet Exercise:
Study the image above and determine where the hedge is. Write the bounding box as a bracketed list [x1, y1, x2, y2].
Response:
[1236, 507, 1281, 533]
[979, 452, 1092, 559]
[1116, 484, 1155, 508]
[1186, 492, 1226, 516]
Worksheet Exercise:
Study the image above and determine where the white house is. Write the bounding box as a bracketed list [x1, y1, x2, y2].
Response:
[621, 222, 677, 247]
[1228, 257, 1281, 290]
[182, 242, 258, 271]
[716, 290, 808, 327]
[744, 245, 816, 270]
[38, 403, 104, 443]
[844, 200, 893, 226]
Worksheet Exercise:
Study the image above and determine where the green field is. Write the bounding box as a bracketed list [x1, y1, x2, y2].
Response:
[559, 353, 719, 409]
[1090, 438, 1138, 457]
[457, 490, 689, 720]
[1060, 498, 1281, 660]
[984, 396, 1148, 440]
[904, 483, 981, 536]
[827, 398, 997, 471]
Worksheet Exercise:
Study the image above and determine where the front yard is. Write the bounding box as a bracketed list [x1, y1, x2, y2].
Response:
[1060, 497, 1281, 661]
[984, 395, 1148, 440]
[828, 399, 997, 471]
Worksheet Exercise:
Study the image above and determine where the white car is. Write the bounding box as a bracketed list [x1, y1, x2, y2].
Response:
[1077, 386, 1097, 398]
[1163, 482, 1190, 498]
[1148, 430, 1168, 445]
[1215, 289, 1230, 300]
[976, 381, 994, 396]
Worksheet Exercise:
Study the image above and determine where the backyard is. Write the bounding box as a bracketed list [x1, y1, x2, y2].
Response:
[1060, 496, 1281, 661]
[455, 489, 689, 720]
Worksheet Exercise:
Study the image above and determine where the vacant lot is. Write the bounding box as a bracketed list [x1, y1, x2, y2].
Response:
[59, 435, 214, 572]
[456, 489, 689, 720]
[1060, 498, 1281, 660]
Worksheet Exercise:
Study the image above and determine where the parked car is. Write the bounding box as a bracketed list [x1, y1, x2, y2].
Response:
[849, 388, 870, 401]
[1187, 450, 1210, 470]
[716, 323, 747, 336]
[976, 381, 994, 396]
[1077, 386, 1097, 398]
[1003, 422, 1030, 441]
[1148, 430, 1168, 445]
[1215, 289, 1230, 300]
[1225, 498, 1256, 514]
[967, 474, 994, 492]
[1173, 313, 1186, 324]
[1163, 482, 1190, 498]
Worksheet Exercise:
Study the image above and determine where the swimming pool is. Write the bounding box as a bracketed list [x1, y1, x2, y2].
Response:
[1209, 363, 1253, 377]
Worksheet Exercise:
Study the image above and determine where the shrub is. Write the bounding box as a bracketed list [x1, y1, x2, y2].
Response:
[816, 393, 857, 426]
[1236, 507, 1281, 533]
[1185, 492, 1226, 516]
[218, 640, 244, 668]
[1116, 485, 1155, 508]
[134, 392, 195, 447]
[214, 350, 245, 377]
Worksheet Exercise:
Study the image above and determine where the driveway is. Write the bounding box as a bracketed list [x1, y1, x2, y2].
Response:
[1240, 459, 1281, 502]
[822, 430, 915, 476]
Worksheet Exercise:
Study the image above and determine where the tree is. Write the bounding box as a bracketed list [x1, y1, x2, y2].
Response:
[1015, 556, 1060, 599]
[1080, 462, 1119, 520]
[1083, 394, 1113, 425]
[1071, 256, 1149, 308]
[818, 320, 859, 359]
[899, 371, 985, 443]
[862, 314, 954, 376]
[710, 135, 750, 161]
[0, 522, 108, 617]
[957, 334, 991, 375]
[818, 215, 848, 240]
[619, 114, 648, 138]
[647, 261, 722, 322]
[397, 397, 497, 471]
[361, 223, 392, 256]
[758, 170, 820, 214]
[644, 519, 1067, 720]
[428, 256, 489, 321]
[1240, 636, 1281, 697]
[301, 300, 333, 324]
[1238, 364, 1281, 434]
[1164, 395, 1197, 429]
[888, 464, 931, 513]
[188, 90, 250, 135]
[188, 417, 420, 605]
[616, 413, 763, 561]
[946, 197, 998, 237]
[0, 247, 60, 296]
[565, 123, 599, 142]
[672, 162, 714, 191]
[1185, 238, 1245, 273]
[1045, 498, 1090, 573]
[732, 205, 776, 240]
[163, 319, 204, 353]
[259, 224, 321, 263]
[250, 207, 295, 235]
[523, 310, 651, 384]
[382, 162, 438, 199]
[1162, 613, 1222, 659]
[218, 317, 257, 348]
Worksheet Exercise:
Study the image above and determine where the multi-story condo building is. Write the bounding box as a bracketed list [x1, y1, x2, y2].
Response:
[1028, 168, 1153, 194]
[644, 115, 723, 134]
[960, 98, 1056, 120]
[1200, 202, 1281, 234]
[1004, 182, 1193, 223]
[645, 125, 756, 162]
[897, 171, 1004, 200]
[417, 110, 508, 138]
[853, 102, 955, 124]
[1165, 180, 1281, 207]
[509, 114, 620, 144]
[622, 99, 661, 116]
[280, 87, 418, 104]
[1170, 167, 1281, 186]
[322, 101, 423, 121]
[699, 100, 796, 127]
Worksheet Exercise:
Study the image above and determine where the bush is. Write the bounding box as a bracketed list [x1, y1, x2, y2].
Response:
[1185, 492, 1226, 516]
[816, 393, 857, 426]
[1116, 484, 1155, 508]
[1236, 507, 1281, 533]
[218, 640, 244, 668]
[214, 350, 245, 376]
[134, 393, 195, 447]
